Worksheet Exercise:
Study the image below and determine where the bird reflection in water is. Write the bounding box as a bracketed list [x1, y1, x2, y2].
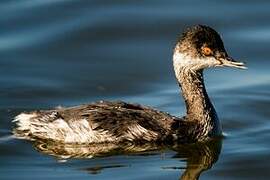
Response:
[33, 138, 222, 180]
[170, 139, 221, 180]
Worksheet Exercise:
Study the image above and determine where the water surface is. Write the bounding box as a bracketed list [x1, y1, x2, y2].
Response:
[1, 1, 270, 179]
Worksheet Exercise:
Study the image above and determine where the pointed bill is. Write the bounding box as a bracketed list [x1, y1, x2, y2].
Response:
[218, 57, 247, 69]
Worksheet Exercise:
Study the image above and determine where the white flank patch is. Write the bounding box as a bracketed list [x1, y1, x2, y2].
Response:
[13, 112, 116, 144]
[43, 118, 116, 144]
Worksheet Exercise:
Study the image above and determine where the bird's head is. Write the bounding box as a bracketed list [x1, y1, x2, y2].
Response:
[173, 25, 247, 72]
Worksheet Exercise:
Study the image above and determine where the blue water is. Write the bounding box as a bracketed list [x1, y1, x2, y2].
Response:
[1, 1, 270, 179]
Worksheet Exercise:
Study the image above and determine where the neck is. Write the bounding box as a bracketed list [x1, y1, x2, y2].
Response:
[173, 53, 222, 136]
[179, 70, 215, 120]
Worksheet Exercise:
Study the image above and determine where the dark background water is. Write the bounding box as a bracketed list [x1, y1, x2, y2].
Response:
[1, 1, 270, 179]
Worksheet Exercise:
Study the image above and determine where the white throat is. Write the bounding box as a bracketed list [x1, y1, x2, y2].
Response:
[173, 51, 217, 78]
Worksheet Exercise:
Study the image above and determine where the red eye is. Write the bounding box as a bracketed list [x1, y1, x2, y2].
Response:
[202, 47, 213, 56]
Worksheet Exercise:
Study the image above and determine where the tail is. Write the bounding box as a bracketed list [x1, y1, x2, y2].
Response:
[12, 111, 61, 140]
[12, 112, 38, 139]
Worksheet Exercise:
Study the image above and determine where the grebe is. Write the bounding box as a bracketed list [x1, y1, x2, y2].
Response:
[13, 25, 246, 144]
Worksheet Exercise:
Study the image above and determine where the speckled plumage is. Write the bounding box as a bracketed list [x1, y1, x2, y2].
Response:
[14, 101, 180, 143]
[13, 25, 246, 144]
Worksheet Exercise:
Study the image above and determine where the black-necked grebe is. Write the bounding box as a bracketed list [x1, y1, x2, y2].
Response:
[13, 25, 246, 144]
